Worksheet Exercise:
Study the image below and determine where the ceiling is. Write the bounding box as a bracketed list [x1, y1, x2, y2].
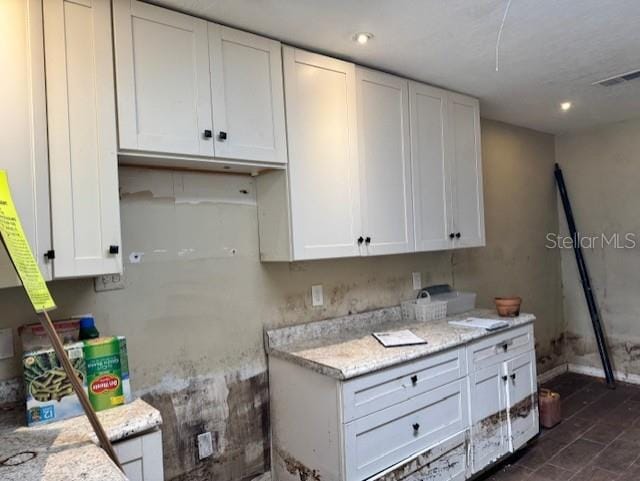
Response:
[154, 0, 640, 134]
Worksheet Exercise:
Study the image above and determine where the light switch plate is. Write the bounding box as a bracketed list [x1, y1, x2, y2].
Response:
[412, 272, 422, 290]
[197, 432, 213, 460]
[0, 328, 14, 360]
[311, 285, 324, 307]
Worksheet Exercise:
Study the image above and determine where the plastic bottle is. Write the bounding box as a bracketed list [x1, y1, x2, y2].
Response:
[78, 316, 100, 340]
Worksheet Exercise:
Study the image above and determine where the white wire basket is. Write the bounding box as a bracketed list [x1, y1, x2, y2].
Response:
[401, 295, 448, 322]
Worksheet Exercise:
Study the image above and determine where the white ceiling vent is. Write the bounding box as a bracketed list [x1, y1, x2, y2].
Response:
[593, 69, 640, 87]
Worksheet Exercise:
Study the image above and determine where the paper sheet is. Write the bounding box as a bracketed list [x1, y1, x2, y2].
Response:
[372, 330, 427, 347]
[448, 317, 509, 331]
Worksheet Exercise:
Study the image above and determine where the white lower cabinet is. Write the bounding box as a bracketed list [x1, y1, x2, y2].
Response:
[467, 326, 539, 475]
[113, 430, 164, 481]
[270, 324, 538, 481]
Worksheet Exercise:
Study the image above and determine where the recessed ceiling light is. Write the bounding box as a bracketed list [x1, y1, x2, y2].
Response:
[560, 101, 572, 111]
[354, 32, 373, 45]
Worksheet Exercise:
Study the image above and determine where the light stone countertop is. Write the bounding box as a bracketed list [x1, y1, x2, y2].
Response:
[0, 399, 161, 481]
[266, 308, 536, 380]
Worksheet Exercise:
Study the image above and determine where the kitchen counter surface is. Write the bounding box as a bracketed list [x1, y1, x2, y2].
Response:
[265, 307, 535, 379]
[0, 399, 161, 481]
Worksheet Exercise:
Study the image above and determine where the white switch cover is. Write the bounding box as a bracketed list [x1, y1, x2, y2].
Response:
[311, 285, 324, 307]
[0, 328, 14, 360]
[197, 432, 213, 460]
[412, 272, 422, 290]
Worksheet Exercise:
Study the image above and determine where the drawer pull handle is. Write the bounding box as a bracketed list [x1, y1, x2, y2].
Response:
[502, 375, 508, 381]
[412, 423, 420, 432]
[410, 375, 418, 385]
[510, 373, 517, 381]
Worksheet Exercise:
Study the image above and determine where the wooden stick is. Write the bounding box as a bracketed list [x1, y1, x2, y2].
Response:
[39, 310, 122, 470]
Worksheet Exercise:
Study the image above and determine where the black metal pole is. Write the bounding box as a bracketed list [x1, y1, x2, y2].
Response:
[554, 163, 615, 388]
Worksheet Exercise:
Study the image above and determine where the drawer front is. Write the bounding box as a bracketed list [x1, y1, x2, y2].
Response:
[342, 347, 466, 422]
[467, 324, 533, 371]
[371, 431, 468, 481]
[344, 378, 469, 481]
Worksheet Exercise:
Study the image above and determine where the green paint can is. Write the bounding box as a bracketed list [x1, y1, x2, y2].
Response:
[83, 337, 125, 411]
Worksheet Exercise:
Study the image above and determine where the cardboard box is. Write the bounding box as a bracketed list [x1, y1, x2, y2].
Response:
[18, 318, 80, 352]
[23, 336, 131, 426]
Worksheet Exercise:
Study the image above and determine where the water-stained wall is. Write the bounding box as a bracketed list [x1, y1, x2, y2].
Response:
[556, 118, 640, 379]
[0, 119, 561, 480]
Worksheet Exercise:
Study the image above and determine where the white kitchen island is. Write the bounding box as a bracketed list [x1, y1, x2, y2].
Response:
[265, 307, 538, 481]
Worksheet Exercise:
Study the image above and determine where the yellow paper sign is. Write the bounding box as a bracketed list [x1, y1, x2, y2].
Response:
[0, 170, 56, 312]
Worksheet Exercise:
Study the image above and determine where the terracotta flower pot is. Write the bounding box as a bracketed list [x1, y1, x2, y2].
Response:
[494, 296, 522, 317]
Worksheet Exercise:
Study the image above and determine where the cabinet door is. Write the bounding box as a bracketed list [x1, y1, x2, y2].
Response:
[114, 430, 164, 481]
[209, 25, 287, 164]
[506, 351, 539, 452]
[44, 0, 122, 278]
[283, 47, 361, 260]
[409, 82, 453, 251]
[113, 0, 213, 156]
[469, 363, 508, 474]
[0, 0, 52, 287]
[356, 68, 414, 256]
[449, 93, 485, 247]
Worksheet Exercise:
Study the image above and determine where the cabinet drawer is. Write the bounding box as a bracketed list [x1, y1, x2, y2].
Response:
[372, 431, 467, 481]
[467, 325, 533, 371]
[342, 347, 466, 422]
[344, 378, 469, 481]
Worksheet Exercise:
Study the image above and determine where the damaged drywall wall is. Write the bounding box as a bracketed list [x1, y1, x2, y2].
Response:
[556, 117, 640, 379]
[454, 120, 565, 370]
[0, 119, 562, 481]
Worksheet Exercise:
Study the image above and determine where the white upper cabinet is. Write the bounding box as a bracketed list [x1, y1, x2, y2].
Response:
[209, 25, 287, 164]
[113, 0, 287, 168]
[282, 47, 361, 260]
[449, 93, 485, 248]
[409, 82, 452, 251]
[0, 0, 52, 288]
[113, 0, 213, 157]
[356, 68, 414, 256]
[44, 0, 122, 278]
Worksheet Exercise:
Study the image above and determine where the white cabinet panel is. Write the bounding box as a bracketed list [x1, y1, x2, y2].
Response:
[468, 363, 508, 474]
[356, 68, 413, 256]
[0, 0, 51, 287]
[449, 93, 485, 247]
[506, 351, 539, 452]
[209, 25, 287, 164]
[113, 0, 213, 156]
[44, 0, 122, 278]
[114, 430, 164, 481]
[409, 82, 453, 251]
[283, 47, 361, 260]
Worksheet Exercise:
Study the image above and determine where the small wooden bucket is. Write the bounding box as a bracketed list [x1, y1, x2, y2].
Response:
[539, 388, 561, 429]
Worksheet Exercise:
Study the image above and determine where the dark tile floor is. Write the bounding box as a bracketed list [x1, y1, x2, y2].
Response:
[478, 372, 640, 481]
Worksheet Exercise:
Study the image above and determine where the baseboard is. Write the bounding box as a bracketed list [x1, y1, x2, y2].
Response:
[567, 363, 640, 386]
[537, 364, 568, 384]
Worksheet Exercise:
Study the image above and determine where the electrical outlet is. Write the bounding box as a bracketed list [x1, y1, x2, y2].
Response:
[197, 432, 213, 460]
[311, 285, 324, 307]
[412, 272, 422, 290]
[0, 328, 13, 360]
[94, 273, 125, 292]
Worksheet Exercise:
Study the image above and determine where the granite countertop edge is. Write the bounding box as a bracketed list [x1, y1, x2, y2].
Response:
[0, 399, 162, 481]
[266, 309, 536, 380]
